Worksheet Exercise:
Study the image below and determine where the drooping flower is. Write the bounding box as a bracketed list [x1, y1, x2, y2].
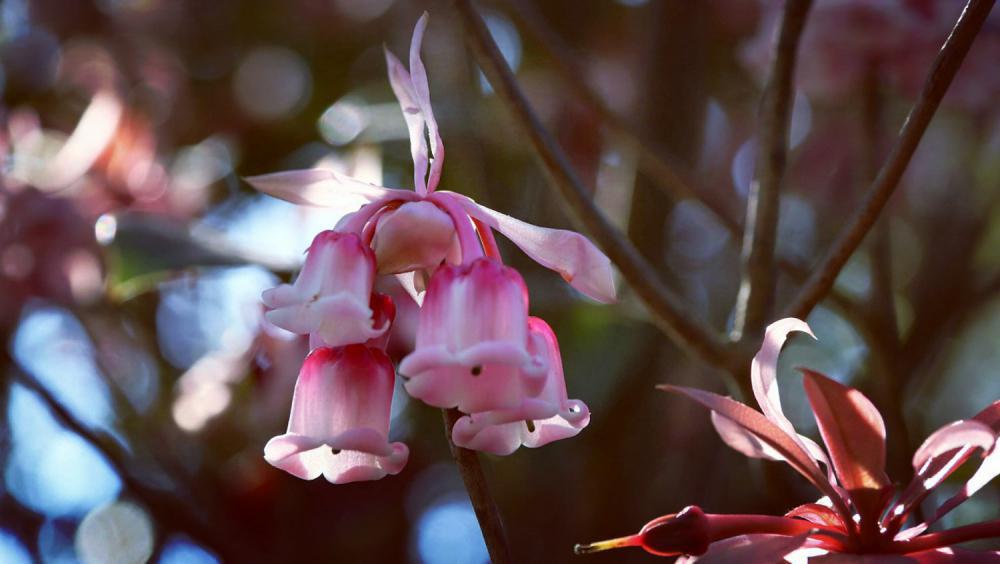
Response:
[264, 345, 408, 484]
[451, 317, 590, 455]
[244, 13, 616, 306]
[398, 258, 548, 414]
[576, 318, 1000, 561]
[255, 12, 612, 472]
[262, 230, 389, 348]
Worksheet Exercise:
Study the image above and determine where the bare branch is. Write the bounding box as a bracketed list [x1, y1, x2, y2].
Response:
[455, 0, 736, 369]
[3, 351, 251, 563]
[784, 0, 996, 320]
[499, 0, 741, 228]
[732, 0, 813, 340]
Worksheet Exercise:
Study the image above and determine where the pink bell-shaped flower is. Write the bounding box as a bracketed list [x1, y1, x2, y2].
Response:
[262, 230, 389, 348]
[398, 258, 548, 414]
[263, 345, 408, 484]
[371, 201, 457, 274]
[451, 317, 590, 455]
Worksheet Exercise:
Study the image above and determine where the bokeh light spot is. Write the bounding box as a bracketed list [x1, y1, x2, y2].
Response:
[76, 501, 154, 564]
[413, 496, 488, 564]
[233, 47, 311, 121]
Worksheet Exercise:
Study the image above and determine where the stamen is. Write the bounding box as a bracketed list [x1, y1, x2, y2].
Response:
[525, 420, 536, 433]
[573, 535, 640, 555]
[470, 365, 482, 376]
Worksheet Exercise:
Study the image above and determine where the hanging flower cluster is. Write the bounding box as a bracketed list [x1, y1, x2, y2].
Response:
[250, 15, 614, 484]
[576, 319, 1000, 562]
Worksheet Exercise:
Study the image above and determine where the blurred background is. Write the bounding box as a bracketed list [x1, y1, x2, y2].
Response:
[0, 0, 999, 562]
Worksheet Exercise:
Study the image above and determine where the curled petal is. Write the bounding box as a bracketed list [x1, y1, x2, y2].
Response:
[408, 13, 444, 193]
[752, 318, 815, 438]
[453, 194, 616, 303]
[912, 420, 995, 473]
[785, 503, 845, 530]
[245, 168, 400, 206]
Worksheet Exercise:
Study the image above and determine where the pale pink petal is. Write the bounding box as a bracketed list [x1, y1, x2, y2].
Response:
[261, 231, 386, 347]
[399, 259, 547, 413]
[452, 194, 615, 303]
[263, 346, 408, 483]
[801, 368, 891, 494]
[912, 420, 995, 474]
[408, 13, 444, 193]
[752, 318, 815, 438]
[928, 443, 1000, 526]
[384, 46, 429, 195]
[245, 168, 400, 206]
[676, 534, 809, 564]
[451, 318, 590, 454]
[372, 201, 456, 274]
[39, 90, 123, 189]
[752, 319, 836, 481]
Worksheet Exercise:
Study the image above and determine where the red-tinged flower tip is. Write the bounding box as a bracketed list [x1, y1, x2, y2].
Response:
[398, 258, 547, 414]
[262, 230, 389, 348]
[263, 345, 408, 484]
[574, 506, 710, 557]
[371, 201, 457, 274]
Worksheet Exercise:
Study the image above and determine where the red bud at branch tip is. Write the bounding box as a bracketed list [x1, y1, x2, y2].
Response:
[574, 506, 710, 557]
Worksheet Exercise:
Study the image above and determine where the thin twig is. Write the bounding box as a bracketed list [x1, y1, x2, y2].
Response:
[455, 0, 737, 370]
[442, 408, 513, 564]
[784, 0, 996, 320]
[499, 0, 740, 228]
[732, 0, 813, 340]
[496, 0, 863, 337]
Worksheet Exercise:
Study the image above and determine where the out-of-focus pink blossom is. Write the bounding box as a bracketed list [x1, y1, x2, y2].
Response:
[576, 318, 1000, 561]
[264, 345, 408, 484]
[451, 317, 590, 455]
[262, 230, 389, 348]
[398, 258, 547, 414]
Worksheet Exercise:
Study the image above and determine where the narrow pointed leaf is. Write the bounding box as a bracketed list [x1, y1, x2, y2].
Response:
[801, 368, 891, 493]
[660, 385, 842, 507]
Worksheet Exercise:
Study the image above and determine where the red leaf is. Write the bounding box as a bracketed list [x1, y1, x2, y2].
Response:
[660, 384, 844, 509]
[785, 503, 846, 530]
[801, 368, 891, 495]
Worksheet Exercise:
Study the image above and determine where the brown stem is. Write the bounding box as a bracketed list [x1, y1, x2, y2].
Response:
[454, 0, 737, 371]
[441, 408, 513, 564]
[784, 0, 996, 320]
[732, 0, 813, 340]
[499, 0, 739, 227]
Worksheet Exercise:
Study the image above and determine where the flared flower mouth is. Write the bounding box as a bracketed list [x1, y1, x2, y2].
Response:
[264, 428, 408, 485]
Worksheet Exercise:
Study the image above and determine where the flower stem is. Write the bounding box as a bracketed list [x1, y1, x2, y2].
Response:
[442, 408, 513, 564]
[886, 519, 1000, 553]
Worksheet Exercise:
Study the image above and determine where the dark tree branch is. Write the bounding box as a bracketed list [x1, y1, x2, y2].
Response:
[2, 351, 253, 563]
[732, 0, 813, 340]
[499, 0, 740, 228]
[784, 0, 996, 320]
[455, 0, 737, 371]
[442, 408, 513, 564]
